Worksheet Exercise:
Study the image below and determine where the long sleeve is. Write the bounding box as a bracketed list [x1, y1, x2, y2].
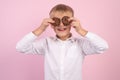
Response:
[81, 32, 109, 55]
[16, 32, 46, 55]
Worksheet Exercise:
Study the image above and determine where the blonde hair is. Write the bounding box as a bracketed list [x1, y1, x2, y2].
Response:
[49, 4, 74, 16]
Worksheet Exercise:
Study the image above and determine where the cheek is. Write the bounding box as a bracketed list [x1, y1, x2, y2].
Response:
[67, 26, 71, 30]
[53, 27, 58, 32]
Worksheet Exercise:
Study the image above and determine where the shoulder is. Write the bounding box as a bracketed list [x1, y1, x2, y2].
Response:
[42, 36, 57, 44]
[72, 36, 87, 42]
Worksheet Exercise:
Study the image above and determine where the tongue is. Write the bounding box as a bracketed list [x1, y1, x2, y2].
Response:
[58, 28, 66, 31]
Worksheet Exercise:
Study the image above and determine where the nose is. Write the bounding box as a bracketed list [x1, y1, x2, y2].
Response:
[59, 21, 64, 27]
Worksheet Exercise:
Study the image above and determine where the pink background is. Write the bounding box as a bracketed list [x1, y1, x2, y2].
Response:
[0, 0, 120, 80]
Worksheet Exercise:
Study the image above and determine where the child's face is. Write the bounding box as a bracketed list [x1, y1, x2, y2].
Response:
[50, 11, 73, 40]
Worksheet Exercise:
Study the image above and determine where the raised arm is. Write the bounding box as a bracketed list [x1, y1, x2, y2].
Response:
[16, 18, 54, 54]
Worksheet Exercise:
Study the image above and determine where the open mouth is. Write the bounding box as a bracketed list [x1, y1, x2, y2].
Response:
[57, 28, 67, 31]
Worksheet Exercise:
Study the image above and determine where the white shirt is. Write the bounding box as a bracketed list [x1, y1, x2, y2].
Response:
[16, 32, 108, 80]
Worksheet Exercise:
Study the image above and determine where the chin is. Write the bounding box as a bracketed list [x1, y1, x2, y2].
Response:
[54, 27, 71, 38]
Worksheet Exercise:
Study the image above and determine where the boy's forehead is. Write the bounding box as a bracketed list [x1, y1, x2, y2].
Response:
[50, 11, 72, 18]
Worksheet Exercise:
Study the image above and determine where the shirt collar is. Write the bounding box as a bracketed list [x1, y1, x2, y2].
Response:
[53, 33, 75, 43]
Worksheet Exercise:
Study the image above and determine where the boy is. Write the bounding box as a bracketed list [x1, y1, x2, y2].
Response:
[16, 4, 108, 80]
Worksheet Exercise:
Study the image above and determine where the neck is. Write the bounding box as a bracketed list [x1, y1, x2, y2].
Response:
[56, 33, 72, 41]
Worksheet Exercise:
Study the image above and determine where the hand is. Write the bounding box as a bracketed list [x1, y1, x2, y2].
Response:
[39, 18, 54, 31]
[32, 18, 54, 36]
[69, 17, 88, 36]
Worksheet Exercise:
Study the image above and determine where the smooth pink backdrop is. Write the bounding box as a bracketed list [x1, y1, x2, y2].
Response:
[0, 0, 120, 80]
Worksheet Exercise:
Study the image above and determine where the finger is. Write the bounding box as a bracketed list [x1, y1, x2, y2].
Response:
[68, 17, 78, 21]
[46, 18, 55, 24]
[70, 21, 76, 27]
[47, 18, 55, 23]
